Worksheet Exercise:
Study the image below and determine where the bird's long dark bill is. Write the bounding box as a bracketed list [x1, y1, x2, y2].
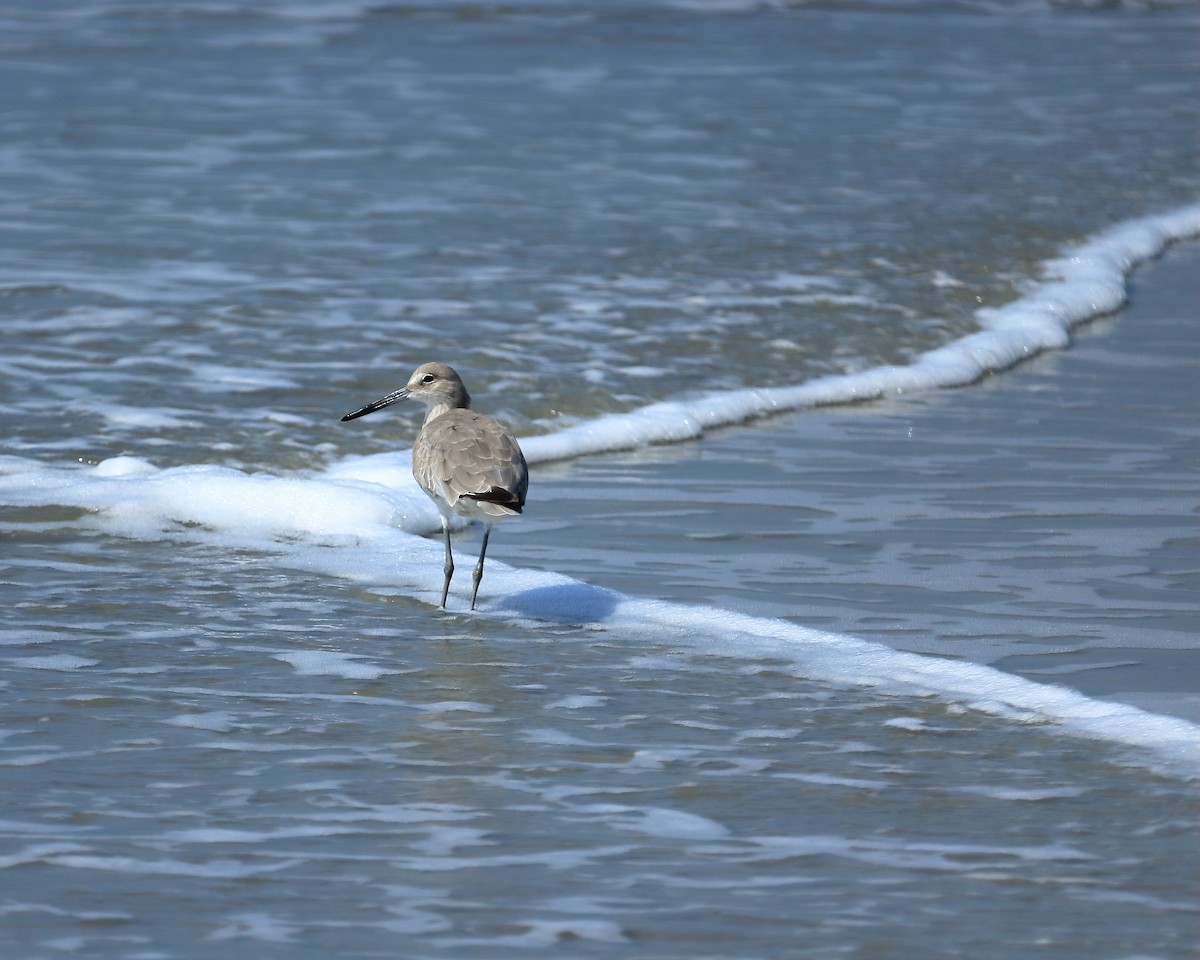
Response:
[340, 388, 409, 422]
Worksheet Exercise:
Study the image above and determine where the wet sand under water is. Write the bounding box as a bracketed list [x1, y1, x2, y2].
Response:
[512, 243, 1200, 724]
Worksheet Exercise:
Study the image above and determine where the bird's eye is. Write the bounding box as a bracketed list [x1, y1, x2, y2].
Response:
[422, 374, 436, 383]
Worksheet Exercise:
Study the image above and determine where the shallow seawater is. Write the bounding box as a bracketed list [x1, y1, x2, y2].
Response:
[3, 533, 1197, 959]
[518, 250, 1200, 709]
[2, 1, 1199, 957]
[1, 2, 1198, 467]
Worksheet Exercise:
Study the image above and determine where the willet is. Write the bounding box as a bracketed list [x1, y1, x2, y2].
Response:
[341, 362, 529, 611]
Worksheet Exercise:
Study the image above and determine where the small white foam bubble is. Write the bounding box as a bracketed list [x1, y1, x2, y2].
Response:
[93, 456, 159, 478]
[13, 654, 97, 671]
[274, 651, 392, 680]
[45, 851, 302, 878]
[953, 785, 1088, 801]
[410, 826, 492, 857]
[208, 912, 299, 943]
[782, 773, 892, 790]
[190, 365, 300, 393]
[883, 717, 929, 732]
[590, 805, 730, 840]
[546, 695, 608, 710]
[930, 269, 967, 289]
[736, 727, 795, 741]
[416, 701, 495, 715]
[0, 629, 57, 647]
[165, 711, 240, 732]
[90, 405, 193, 431]
[522, 728, 593, 746]
[491, 919, 629, 947]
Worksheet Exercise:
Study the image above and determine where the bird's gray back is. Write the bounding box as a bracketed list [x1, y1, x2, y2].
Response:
[413, 409, 528, 519]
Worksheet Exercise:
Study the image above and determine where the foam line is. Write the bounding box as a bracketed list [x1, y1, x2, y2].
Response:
[494, 583, 1200, 779]
[3, 204, 1199, 777]
[321, 203, 1200, 516]
[273, 532, 1200, 779]
[8, 450, 1197, 780]
[518, 202, 1200, 464]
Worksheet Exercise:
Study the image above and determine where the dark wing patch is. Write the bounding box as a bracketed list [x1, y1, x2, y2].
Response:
[462, 485, 525, 513]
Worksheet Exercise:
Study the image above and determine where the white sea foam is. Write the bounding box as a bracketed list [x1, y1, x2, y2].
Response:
[274, 650, 395, 680]
[165, 711, 241, 732]
[88, 404, 196, 431]
[190, 365, 301, 393]
[522, 203, 1200, 461]
[11, 654, 99, 671]
[604, 806, 731, 840]
[44, 852, 303, 878]
[2, 205, 1199, 777]
[208, 912, 300, 944]
[741, 834, 1095, 870]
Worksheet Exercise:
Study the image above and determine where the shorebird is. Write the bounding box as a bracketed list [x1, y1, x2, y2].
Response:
[341, 362, 529, 611]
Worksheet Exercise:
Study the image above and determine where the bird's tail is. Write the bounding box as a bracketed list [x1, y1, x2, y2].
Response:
[463, 487, 525, 514]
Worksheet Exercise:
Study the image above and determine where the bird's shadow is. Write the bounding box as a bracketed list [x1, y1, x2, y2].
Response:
[495, 582, 621, 625]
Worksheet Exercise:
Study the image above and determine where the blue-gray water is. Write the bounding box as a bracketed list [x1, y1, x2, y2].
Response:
[2, 2, 1198, 958]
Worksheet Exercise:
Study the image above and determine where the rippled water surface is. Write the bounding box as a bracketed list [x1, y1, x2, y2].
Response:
[2, 1, 1197, 465]
[4, 530, 1198, 958]
[2, 1, 1198, 957]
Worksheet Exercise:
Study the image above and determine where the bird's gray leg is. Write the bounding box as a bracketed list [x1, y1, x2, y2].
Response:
[470, 525, 491, 611]
[440, 520, 454, 609]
